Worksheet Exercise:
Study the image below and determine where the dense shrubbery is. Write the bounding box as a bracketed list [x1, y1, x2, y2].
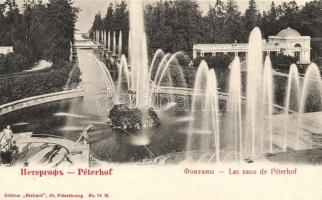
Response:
[206, 55, 233, 70]
[192, 55, 233, 70]
[273, 75, 287, 106]
[0, 53, 30, 74]
[188, 55, 232, 90]
[270, 54, 298, 72]
[0, 62, 79, 105]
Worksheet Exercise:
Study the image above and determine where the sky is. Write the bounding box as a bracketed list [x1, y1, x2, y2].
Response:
[0, 0, 311, 32]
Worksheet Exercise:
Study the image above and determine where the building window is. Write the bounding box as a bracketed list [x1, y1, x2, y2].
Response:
[238, 52, 246, 61]
[294, 51, 300, 61]
[204, 53, 212, 58]
[271, 51, 277, 57]
[294, 43, 301, 48]
[227, 52, 235, 57]
[280, 48, 286, 55]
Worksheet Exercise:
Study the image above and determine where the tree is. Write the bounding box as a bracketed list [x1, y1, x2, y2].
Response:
[113, 1, 128, 54]
[0, 0, 79, 74]
[243, 0, 261, 34]
[207, 0, 226, 43]
[223, 0, 245, 42]
[43, 0, 79, 65]
[28, 2, 48, 61]
[261, 1, 281, 38]
[3, 0, 20, 45]
[299, 0, 322, 59]
[145, 0, 205, 56]
[90, 0, 322, 60]
[104, 3, 114, 31]
[90, 13, 103, 40]
[277, 1, 301, 30]
[299, 0, 322, 37]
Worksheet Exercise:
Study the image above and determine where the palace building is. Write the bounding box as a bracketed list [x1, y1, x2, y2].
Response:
[193, 27, 311, 64]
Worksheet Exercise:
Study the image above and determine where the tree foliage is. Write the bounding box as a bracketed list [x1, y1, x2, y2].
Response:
[0, 0, 79, 73]
[90, 1, 128, 55]
[91, 0, 322, 59]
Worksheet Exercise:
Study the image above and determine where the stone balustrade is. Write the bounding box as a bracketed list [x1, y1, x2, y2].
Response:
[0, 88, 84, 116]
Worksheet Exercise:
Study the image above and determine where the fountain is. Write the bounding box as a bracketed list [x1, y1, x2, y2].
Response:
[262, 56, 274, 153]
[226, 57, 243, 162]
[245, 27, 264, 158]
[107, 0, 163, 130]
[113, 31, 117, 55]
[108, 31, 111, 51]
[298, 63, 322, 148]
[283, 64, 300, 151]
[118, 30, 122, 59]
[94, 0, 322, 164]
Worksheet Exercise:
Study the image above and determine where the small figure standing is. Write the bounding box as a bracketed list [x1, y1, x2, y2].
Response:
[3, 125, 13, 151]
[0, 130, 6, 152]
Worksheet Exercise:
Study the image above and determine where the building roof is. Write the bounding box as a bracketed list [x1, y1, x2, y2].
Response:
[193, 41, 279, 52]
[277, 27, 301, 37]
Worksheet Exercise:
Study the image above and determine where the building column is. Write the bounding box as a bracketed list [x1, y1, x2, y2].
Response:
[193, 50, 197, 59]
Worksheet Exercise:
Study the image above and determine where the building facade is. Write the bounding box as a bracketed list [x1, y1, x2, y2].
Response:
[0, 46, 13, 55]
[193, 27, 311, 64]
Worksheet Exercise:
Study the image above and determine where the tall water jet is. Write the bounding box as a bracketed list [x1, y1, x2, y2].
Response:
[148, 49, 164, 83]
[245, 27, 264, 158]
[155, 52, 186, 88]
[95, 30, 99, 42]
[118, 30, 123, 59]
[92, 54, 117, 100]
[151, 52, 187, 107]
[226, 57, 243, 162]
[149, 53, 171, 105]
[283, 64, 300, 151]
[186, 61, 220, 163]
[298, 63, 322, 148]
[128, 30, 131, 62]
[205, 69, 220, 163]
[129, 0, 150, 109]
[113, 31, 117, 55]
[108, 31, 111, 51]
[262, 56, 274, 153]
[116, 55, 130, 97]
[187, 61, 209, 157]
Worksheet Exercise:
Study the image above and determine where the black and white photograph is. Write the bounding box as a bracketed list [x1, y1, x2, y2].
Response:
[0, 0, 322, 199]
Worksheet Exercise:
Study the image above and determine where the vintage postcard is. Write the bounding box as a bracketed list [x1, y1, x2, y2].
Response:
[0, 0, 322, 199]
